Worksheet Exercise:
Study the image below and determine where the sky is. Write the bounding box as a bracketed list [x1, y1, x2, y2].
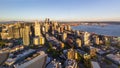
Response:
[0, 0, 120, 21]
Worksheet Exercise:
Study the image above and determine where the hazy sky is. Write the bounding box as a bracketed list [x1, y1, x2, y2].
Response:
[0, 0, 120, 21]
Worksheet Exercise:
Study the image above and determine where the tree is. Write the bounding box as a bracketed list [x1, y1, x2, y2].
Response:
[0, 41, 5, 48]
[84, 59, 93, 68]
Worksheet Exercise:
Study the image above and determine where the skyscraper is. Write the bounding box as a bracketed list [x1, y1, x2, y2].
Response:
[13, 27, 20, 39]
[8, 26, 14, 39]
[67, 48, 75, 59]
[39, 36, 45, 45]
[76, 38, 82, 48]
[20, 28, 23, 38]
[67, 25, 71, 31]
[33, 37, 39, 45]
[94, 36, 100, 45]
[52, 21, 58, 30]
[45, 18, 50, 24]
[62, 32, 67, 42]
[34, 21, 41, 37]
[23, 26, 30, 46]
[45, 23, 49, 33]
[84, 32, 90, 46]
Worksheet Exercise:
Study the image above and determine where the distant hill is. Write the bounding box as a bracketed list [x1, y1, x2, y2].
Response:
[0, 20, 120, 25]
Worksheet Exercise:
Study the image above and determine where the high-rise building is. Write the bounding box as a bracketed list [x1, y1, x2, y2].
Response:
[84, 32, 90, 46]
[1, 32, 8, 40]
[8, 26, 14, 39]
[94, 36, 100, 45]
[60, 26, 64, 33]
[62, 32, 67, 42]
[104, 36, 111, 46]
[84, 46, 97, 57]
[67, 48, 75, 59]
[64, 25, 67, 30]
[45, 23, 49, 33]
[75, 30, 80, 36]
[20, 28, 24, 38]
[57, 27, 60, 33]
[30, 25, 35, 37]
[52, 21, 58, 30]
[75, 51, 78, 60]
[41, 26, 45, 34]
[67, 25, 71, 31]
[39, 36, 45, 45]
[34, 21, 41, 37]
[33, 37, 39, 45]
[76, 38, 82, 48]
[60, 42, 65, 48]
[45, 18, 50, 24]
[13, 27, 20, 39]
[23, 26, 30, 46]
[67, 48, 78, 60]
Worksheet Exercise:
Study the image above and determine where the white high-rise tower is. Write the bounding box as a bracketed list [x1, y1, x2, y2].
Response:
[34, 21, 41, 36]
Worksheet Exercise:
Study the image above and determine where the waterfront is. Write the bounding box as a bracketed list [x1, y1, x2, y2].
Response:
[72, 24, 120, 37]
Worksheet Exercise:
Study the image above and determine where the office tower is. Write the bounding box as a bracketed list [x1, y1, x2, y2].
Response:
[13, 27, 20, 39]
[1, 32, 8, 40]
[60, 26, 64, 33]
[76, 38, 82, 48]
[67, 25, 71, 31]
[39, 36, 45, 45]
[94, 36, 100, 45]
[64, 25, 67, 30]
[23, 26, 30, 46]
[60, 42, 65, 48]
[89, 47, 96, 57]
[30, 25, 35, 37]
[15, 22, 21, 28]
[75, 30, 80, 36]
[33, 37, 39, 45]
[75, 51, 78, 60]
[34, 21, 41, 37]
[51, 30, 55, 35]
[57, 27, 60, 33]
[41, 26, 45, 34]
[20, 28, 24, 38]
[84, 32, 90, 46]
[45, 18, 50, 24]
[62, 32, 67, 42]
[84, 46, 97, 57]
[104, 36, 111, 46]
[52, 21, 58, 30]
[45, 23, 49, 33]
[67, 48, 75, 59]
[8, 26, 14, 39]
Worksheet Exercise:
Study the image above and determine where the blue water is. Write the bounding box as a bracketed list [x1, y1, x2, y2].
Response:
[72, 25, 120, 37]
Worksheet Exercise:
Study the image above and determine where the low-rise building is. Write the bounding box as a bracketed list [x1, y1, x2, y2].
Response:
[65, 59, 78, 68]
[14, 51, 47, 68]
[106, 53, 120, 68]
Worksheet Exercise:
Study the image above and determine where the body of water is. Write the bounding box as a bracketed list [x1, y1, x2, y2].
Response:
[72, 24, 120, 37]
